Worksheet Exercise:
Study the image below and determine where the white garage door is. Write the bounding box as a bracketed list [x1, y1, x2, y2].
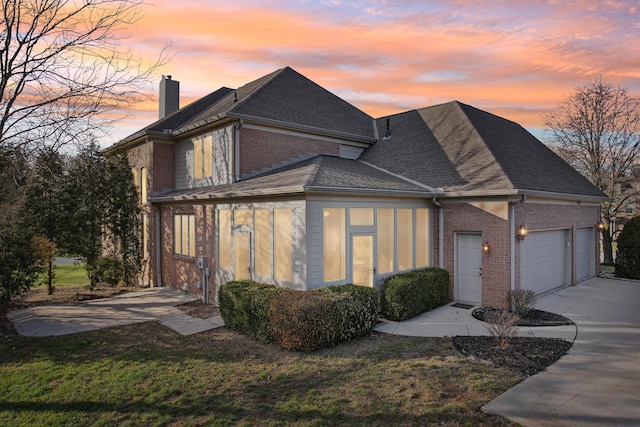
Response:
[521, 229, 569, 294]
[576, 227, 595, 282]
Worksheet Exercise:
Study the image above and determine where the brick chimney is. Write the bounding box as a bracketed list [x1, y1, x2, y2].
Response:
[159, 75, 179, 119]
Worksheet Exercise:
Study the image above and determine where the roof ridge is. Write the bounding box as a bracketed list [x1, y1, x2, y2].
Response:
[452, 101, 517, 190]
[228, 67, 288, 114]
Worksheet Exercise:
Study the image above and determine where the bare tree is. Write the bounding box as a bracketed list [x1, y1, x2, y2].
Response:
[0, 0, 168, 152]
[543, 78, 640, 264]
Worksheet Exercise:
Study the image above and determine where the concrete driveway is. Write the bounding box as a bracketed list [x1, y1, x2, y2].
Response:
[483, 277, 640, 426]
[8, 287, 224, 336]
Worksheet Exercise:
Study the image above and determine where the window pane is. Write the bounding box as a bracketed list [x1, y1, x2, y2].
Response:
[141, 167, 147, 204]
[274, 209, 292, 281]
[323, 208, 345, 281]
[350, 208, 374, 226]
[219, 210, 231, 268]
[174, 215, 181, 254]
[416, 208, 430, 267]
[181, 215, 189, 257]
[377, 208, 394, 274]
[193, 138, 203, 179]
[203, 134, 213, 178]
[397, 209, 413, 271]
[188, 215, 196, 257]
[142, 214, 148, 260]
[234, 209, 251, 225]
[255, 209, 271, 277]
[235, 233, 250, 280]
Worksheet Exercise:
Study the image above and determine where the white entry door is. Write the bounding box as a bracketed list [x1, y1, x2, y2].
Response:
[456, 233, 482, 304]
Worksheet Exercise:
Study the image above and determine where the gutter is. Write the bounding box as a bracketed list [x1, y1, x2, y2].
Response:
[509, 195, 527, 293]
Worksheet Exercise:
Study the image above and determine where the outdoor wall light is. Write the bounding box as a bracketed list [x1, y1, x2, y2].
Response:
[517, 223, 528, 241]
[597, 220, 605, 230]
[482, 240, 490, 253]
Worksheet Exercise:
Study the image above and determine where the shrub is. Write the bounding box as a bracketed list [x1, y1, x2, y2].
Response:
[484, 310, 521, 349]
[218, 280, 285, 343]
[506, 289, 536, 316]
[615, 216, 640, 279]
[94, 256, 123, 286]
[269, 284, 380, 351]
[381, 268, 450, 321]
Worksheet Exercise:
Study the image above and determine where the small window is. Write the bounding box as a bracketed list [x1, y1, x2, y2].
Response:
[350, 208, 374, 226]
[416, 208, 430, 267]
[234, 209, 252, 225]
[140, 167, 147, 204]
[174, 214, 195, 257]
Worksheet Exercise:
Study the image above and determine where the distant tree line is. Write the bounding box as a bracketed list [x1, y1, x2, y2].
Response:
[0, 144, 141, 302]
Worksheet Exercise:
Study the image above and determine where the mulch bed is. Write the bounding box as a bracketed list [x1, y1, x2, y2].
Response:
[472, 307, 575, 327]
[453, 336, 573, 376]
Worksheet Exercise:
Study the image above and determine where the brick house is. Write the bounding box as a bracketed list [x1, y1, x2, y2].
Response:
[104, 67, 608, 309]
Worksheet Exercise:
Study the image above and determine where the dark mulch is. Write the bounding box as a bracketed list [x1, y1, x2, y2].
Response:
[453, 336, 573, 376]
[472, 307, 575, 327]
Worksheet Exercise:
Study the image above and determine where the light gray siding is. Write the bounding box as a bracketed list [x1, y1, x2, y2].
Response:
[175, 140, 194, 190]
[340, 144, 365, 160]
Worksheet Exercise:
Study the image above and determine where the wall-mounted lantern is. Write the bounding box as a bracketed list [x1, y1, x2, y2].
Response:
[597, 220, 605, 230]
[482, 240, 490, 253]
[517, 223, 528, 241]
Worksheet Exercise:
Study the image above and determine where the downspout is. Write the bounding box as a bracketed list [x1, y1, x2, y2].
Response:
[509, 195, 527, 292]
[234, 119, 244, 182]
[154, 205, 163, 287]
[432, 196, 444, 269]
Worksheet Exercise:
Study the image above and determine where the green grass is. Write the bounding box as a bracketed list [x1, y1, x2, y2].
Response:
[37, 263, 89, 288]
[0, 321, 520, 426]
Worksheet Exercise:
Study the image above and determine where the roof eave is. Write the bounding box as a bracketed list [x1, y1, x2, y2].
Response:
[228, 112, 378, 144]
[439, 188, 611, 202]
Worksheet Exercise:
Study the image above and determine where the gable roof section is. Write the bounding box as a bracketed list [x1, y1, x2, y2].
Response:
[106, 87, 234, 150]
[152, 155, 430, 202]
[458, 102, 606, 198]
[361, 101, 607, 199]
[184, 67, 376, 141]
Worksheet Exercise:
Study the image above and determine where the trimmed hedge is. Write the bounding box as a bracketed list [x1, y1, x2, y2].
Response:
[219, 280, 380, 351]
[381, 268, 450, 321]
[615, 216, 640, 279]
[268, 284, 380, 351]
[218, 280, 286, 343]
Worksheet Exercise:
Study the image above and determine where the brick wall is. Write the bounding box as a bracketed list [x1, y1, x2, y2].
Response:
[239, 128, 340, 175]
[442, 200, 600, 309]
[159, 204, 217, 302]
[442, 202, 511, 309]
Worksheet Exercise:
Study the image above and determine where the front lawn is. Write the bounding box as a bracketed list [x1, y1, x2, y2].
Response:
[0, 301, 520, 426]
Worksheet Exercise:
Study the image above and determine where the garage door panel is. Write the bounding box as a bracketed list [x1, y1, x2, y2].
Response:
[576, 227, 594, 282]
[521, 229, 568, 294]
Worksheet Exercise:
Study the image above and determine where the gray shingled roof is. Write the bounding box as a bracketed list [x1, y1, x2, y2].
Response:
[361, 101, 607, 199]
[152, 155, 430, 202]
[106, 67, 376, 153]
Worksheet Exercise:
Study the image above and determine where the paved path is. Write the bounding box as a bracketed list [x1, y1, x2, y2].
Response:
[483, 277, 640, 426]
[8, 287, 224, 337]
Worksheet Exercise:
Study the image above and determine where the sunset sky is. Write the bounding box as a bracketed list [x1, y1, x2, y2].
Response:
[106, 0, 640, 146]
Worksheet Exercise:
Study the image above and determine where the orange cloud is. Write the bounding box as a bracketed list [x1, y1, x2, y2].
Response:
[105, 0, 640, 145]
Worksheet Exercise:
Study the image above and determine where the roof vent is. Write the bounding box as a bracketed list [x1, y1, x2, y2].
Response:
[159, 75, 180, 119]
[382, 117, 391, 140]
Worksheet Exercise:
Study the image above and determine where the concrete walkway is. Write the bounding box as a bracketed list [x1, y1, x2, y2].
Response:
[8, 287, 225, 337]
[483, 277, 640, 426]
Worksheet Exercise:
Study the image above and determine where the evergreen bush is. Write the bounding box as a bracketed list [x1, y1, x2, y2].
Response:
[615, 216, 640, 279]
[381, 268, 450, 321]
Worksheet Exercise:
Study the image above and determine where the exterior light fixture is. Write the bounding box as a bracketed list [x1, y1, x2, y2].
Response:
[597, 220, 605, 230]
[517, 223, 528, 241]
[482, 240, 490, 253]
